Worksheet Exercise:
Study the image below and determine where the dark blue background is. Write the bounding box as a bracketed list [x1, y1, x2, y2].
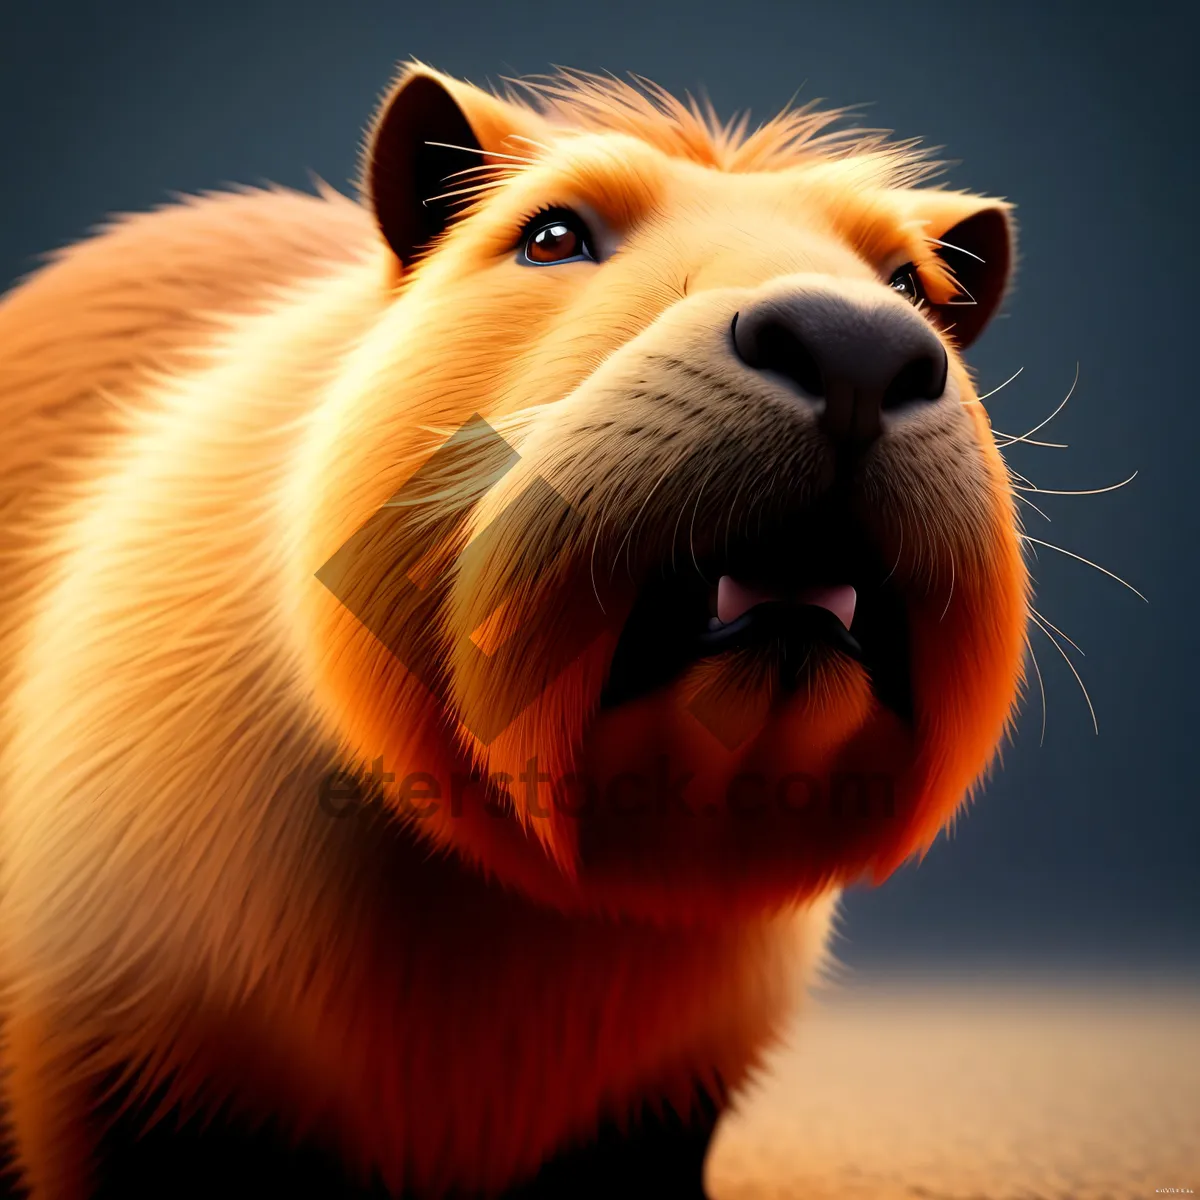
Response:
[2, 0, 1195, 973]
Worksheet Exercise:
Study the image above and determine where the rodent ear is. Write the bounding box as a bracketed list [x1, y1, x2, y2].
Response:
[365, 64, 542, 269]
[898, 191, 1016, 348]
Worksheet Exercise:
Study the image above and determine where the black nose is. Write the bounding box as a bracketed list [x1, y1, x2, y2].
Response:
[731, 287, 949, 448]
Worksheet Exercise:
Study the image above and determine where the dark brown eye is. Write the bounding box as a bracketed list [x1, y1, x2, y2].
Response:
[521, 210, 595, 265]
[888, 262, 924, 304]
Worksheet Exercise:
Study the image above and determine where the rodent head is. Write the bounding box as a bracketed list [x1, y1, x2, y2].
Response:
[297, 63, 1027, 921]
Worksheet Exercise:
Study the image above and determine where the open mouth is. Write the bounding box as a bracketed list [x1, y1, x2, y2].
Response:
[600, 505, 913, 721]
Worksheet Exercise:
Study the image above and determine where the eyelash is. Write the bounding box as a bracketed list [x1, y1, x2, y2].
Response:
[516, 204, 569, 238]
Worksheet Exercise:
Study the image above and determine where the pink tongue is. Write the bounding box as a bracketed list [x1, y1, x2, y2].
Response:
[716, 576, 857, 629]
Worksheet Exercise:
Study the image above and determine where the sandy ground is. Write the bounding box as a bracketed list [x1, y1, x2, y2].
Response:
[706, 976, 1200, 1200]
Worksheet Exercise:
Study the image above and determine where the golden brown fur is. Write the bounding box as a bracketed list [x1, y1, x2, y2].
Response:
[0, 63, 1027, 1196]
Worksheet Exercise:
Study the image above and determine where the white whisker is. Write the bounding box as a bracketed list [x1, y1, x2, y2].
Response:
[440, 162, 515, 183]
[611, 460, 678, 580]
[1015, 470, 1139, 497]
[423, 140, 536, 164]
[939, 553, 956, 622]
[882, 513, 904, 585]
[1019, 534, 1147, 601]
[978, 366, 1024, 402]
[1031, 606, 1085, 656]
[422, 181, 509, 207]
[588, 499, 614, 616]
[995, 433, 1069, 449]
[1025, 633, 1048, 746]
[505, 133, 553, 154]
[1015, 493, 1052, 522]
[1030, 610, 1098, 735]
[689, 472, 714, 581]
[1006, 464, 1040, 490]
[943, 281, 977, 306]
[996, 362, 1079, 448]
[928, 235, 987, 264]
[721, 471, 751, 560]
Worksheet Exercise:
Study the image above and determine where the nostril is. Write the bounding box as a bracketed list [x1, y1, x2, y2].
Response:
[762, 322, 826, 398]
[881, 350, 949, 412]
[732, 312, 825, 398]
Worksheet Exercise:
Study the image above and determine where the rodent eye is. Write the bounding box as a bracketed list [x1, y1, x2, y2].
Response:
[888, 262, 924, 305]
[520, 209, 596, 266]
